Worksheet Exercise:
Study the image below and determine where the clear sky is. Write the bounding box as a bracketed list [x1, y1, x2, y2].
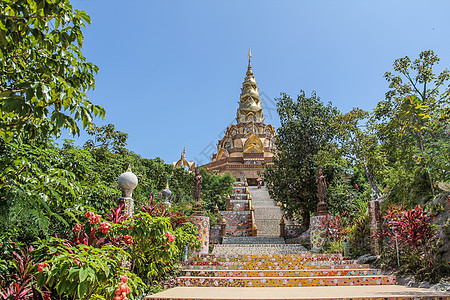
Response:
[66, 0, 450, 165]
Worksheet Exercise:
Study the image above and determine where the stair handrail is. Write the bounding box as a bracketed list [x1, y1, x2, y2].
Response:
[250, 204, 257, 236]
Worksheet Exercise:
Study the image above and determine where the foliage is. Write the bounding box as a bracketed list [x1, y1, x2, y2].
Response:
[84, 124, 128, 154]
[36, 237, 145, 299]
[379, 205, 449, 282]
[374, 50, 450, 202]
[0, 246, 40, 300]
[0, 139, 77, 241]
[0, 0, 105, 142]
[264, 91, 339, 228]
[113, 212, 200, 285]
[140, 195, 169, 217]
[320, 213, 353, 253]
[328, 108, 385, 196]
[199, 167, 234, 213]
[347, 214, 370, 257]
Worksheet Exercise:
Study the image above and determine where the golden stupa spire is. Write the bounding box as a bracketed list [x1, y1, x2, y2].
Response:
[246, 48, 253, 76]
[237, 49, 262, 122]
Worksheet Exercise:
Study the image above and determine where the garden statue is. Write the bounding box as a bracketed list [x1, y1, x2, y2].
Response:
[194, 167, 202, 201]
[316, 169, 328, 216]
[193, 167, 203, 214]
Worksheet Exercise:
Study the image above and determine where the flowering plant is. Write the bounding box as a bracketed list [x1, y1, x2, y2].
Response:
[320, 212, 353, 253]
[35, 238, 145, 299]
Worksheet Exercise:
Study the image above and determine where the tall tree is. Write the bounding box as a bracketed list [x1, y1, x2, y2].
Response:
[374, 50, 450, 199]
[0, 0, 104, 142]
[331, 108, 384, 196]
[264, 91, 338, 228]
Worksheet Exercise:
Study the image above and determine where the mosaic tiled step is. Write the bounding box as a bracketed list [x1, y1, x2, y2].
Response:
[182, 269, 382, 278]
[186, 263, 370, 270]
[222, 236, 286, 244]
[177, 275, 396, 287]
[211, 244, 308, 255]
[195, 253, 343, 262]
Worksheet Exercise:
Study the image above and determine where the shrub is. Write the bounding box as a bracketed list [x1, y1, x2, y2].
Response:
[379, 205, 450, 282]
[35, 237, 145, 299]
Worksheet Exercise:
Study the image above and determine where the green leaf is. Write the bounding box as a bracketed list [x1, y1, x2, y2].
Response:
[37, 273, 46, 288]
[77, 281, 88, 299]
[79, 267, 88, 282]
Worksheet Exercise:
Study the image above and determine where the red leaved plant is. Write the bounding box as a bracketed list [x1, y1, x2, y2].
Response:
[382, 204, 435, 250]
[106, 204, 129, 224]
[140, 195, 168, 217]
[0, 246, 48, 300]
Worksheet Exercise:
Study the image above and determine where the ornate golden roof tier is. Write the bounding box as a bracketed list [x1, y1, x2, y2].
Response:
[200, 50, 276, 184]
[237, 49, 264, 123]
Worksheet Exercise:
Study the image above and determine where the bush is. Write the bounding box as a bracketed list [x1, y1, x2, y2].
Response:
[379, 205, 450, 282]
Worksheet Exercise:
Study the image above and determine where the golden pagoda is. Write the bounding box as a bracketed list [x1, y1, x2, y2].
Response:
[200, 50, 276, 185]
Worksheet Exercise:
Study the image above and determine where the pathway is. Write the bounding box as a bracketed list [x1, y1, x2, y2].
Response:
[249, 186, 293, 236]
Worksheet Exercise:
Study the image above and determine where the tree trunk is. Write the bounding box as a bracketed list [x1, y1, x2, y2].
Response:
[364, 164, 381, 197]
[300, 206, 310, 231]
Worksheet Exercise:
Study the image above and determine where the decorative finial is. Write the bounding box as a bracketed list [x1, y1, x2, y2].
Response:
[246, 49, 253, 77]
[182, 147, 186, 159]
[126, 164, 131, 172]
[165, 181, 169, 189]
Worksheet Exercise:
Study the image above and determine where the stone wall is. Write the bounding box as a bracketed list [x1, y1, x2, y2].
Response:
[432, 193, 450, 262]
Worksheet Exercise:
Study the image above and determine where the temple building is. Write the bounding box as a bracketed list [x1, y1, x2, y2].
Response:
[173, 147, 196, 172]
[200, 50, 276, 185]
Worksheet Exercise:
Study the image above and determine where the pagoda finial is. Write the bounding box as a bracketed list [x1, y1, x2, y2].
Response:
[246, 48, 253, 76]
[165, 180, 169, 189]
[181, 147, 186, 159]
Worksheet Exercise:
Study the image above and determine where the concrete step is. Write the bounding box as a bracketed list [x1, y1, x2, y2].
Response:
[222, 236, 285, 244]
[182, 269, 383, 278]
[145, 286, 450, 300]
[176, 275, 396, 287]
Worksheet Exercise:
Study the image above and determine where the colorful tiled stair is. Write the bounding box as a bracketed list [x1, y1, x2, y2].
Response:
[177, 253, 395, 288]
[147, 251, 450, 299]
[211, 244, 308, 255]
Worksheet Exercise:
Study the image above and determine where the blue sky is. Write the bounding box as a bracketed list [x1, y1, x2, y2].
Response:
[66, 0, 450, 165]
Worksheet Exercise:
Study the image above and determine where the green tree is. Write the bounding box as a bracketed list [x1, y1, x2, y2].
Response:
[199, 168, 234, 213]
[264, 91, 338, 228]
[0, 0, 104, 142]
[374, 50, 450, 201]
[330, 108, 384, 196]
